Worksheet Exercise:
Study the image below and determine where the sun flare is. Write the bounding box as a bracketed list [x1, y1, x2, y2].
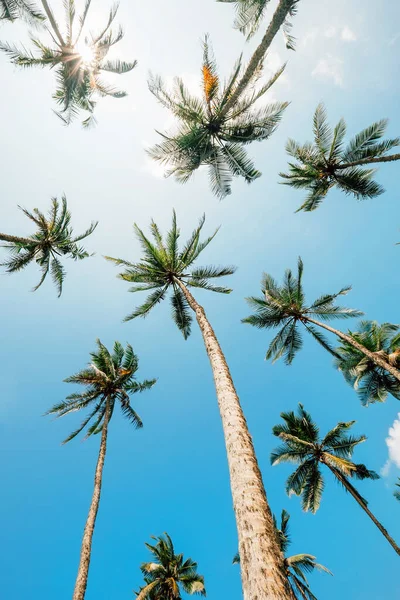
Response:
[75, 42, 96, 67]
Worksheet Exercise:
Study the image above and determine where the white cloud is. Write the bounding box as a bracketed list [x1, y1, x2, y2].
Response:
[312, 56, 344, 87]
[341, 26, 357, 41]
[324, 26, 337, 38]
[382, 413, 400, 476]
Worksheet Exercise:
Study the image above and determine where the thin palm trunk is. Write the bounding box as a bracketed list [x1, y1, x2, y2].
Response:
[0, 232, 36, 245]
[220, 0, 295, 118]
[40, 0, 65, 45]
[336, 153, 400, 169]
[328, 466, 400, 556]
[72, 399, 110, 600]
[175, 278, 292, 600]
[304, 316, 400, 382]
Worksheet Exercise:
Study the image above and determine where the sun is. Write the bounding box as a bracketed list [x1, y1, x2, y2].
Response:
[75, 42, 96, 67]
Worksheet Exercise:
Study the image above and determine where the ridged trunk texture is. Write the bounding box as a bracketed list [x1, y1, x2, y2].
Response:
[220, 0, 296, 118]
[328, 467, 400, 556]
[336, 153, 400, 169]
[0, 233, 35, 245]
[176, 279, 292, 600]
[72, 399, 110, 600]
[305, 316, 400, 382]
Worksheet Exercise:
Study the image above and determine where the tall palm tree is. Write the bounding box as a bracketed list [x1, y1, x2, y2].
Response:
[218, 0, 298, 46]
[135, 533, 206, 600]
[335, 321, 400, 406]
[242, 257, 400, 382]
[105, 212, 293, 600]
[233, 509, 332, 600]
[280, 103, 400, 211]
[0, 0, 44, 23]
[148, 0, 299, 199]
[0, 196, 97, 296]
[0, 0, 136, 126]
[271, 404, 400, 555]
[47, 340, 156, 600]
[148, 36, 288, 198]
[394, 479, 400, 501]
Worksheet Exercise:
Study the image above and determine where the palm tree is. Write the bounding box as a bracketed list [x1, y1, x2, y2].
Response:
[280, 103, 400, 211]
[0, 0, 136, 126]
[0, 0, 44, 23]
[135, 533, 206, 600]
[394, 479, 400, 501]
[242, 257, 400, 382]
[0, 196, 97, 296]
[271, 404, 400, 555]
[47, 340, 156, 600]
[105, 212, 293, 600]
[218, 0, 298, 45]
[335, 321, 400, 406]
[233, 509, 331, 600]
[148, 0, 299, 199]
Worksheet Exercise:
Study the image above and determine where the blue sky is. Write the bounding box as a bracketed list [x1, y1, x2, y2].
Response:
[1, 0, 400, 598]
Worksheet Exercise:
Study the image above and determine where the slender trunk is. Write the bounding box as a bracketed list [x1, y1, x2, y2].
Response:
[329, 467, 400, 556]
[72, 399, 110, 600]
[220, 0, 296, 118]
[305, 316, 400, 382]
[41, 0, 65, 46]
[175, 278, 292, 600]
[0, 232, 36, 245]
[336, 153, 400, 169]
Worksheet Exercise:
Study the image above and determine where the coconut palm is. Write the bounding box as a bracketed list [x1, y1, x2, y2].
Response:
[135, 533, 205, 600]
[0, 0, 44, 23]
[280, 103, 400, 211]
[105, 212, 293, 600]
[47, 340, 156, 600]
[148, 1, 299, 199]
[394, 479, 400, 501]
[242, 257, 400, 382]
[271, 404, 400, 555]
[335, 321, 400, 406]
[0, 196, 97, 296]
[0, 0, 136, 126]
[218, 0, 298, 45]
[234, 509, 331, 600]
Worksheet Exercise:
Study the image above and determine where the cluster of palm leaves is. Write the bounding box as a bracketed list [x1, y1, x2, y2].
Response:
[0, 196, 97, 296]
[0, 0, 136, 125]
[280, 103, 400, 211]
[0, 0, 43, 23]
[135, 534, 206, 600]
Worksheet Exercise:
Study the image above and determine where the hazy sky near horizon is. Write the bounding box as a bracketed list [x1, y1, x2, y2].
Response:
[1, 1, 400, 598]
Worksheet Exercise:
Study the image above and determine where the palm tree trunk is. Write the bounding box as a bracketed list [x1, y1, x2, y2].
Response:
[336, 153, 400, 169]
[304, 316, 400, 382]
[329, 467, 400, 556]
[0, 232, 36, 245]
[40, 0, 65, 46]
[72, 399, 110, 600]
[175, 278, 292, 600]
[220, 0, 296, 118]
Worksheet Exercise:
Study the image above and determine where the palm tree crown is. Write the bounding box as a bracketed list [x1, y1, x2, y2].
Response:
[148, 37, 288, 198]
[242, 257, 362, 364]
[280, 103, 400, 211]
[135, 533, 206, 599]
[271, 404, 378, 512]
[0, 0, 44, 23]
[394, 479, 400, 502]
[335, 321, 400, 406]
[105, 210, 236, 336]
[47, 339, 156, 444]
[0, 0, 136, 126]
[234, 509, 331, 600]
[218, 0, 298, 45]
[0, 196, 97, 296]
